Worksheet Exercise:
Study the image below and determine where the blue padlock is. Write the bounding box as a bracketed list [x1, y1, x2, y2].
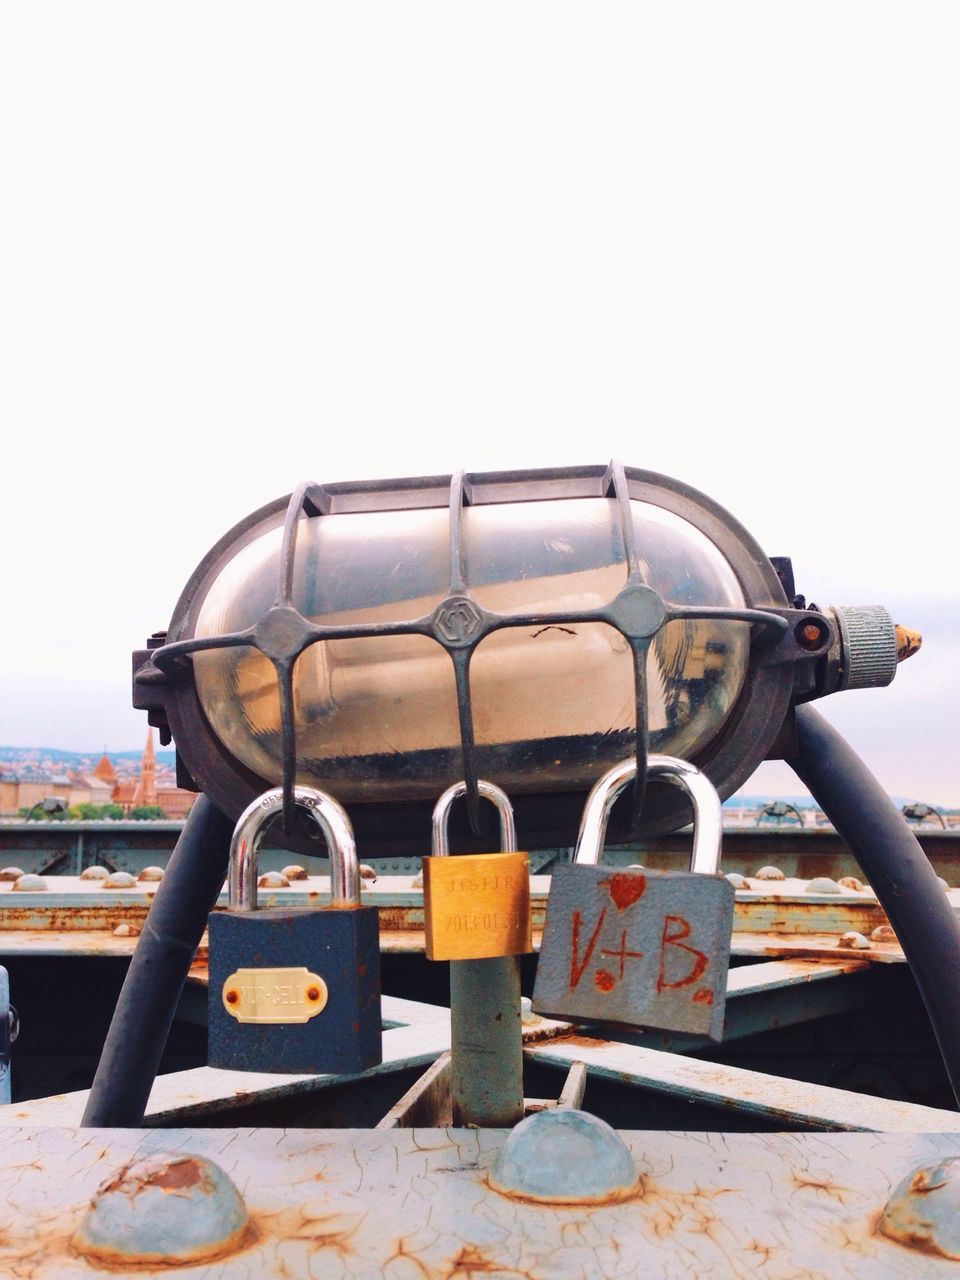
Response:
[207, 786, 381, 1074]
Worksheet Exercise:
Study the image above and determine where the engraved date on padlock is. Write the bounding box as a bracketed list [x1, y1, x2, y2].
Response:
[422, 851, 533, 961]
[221, 967, 329, 1024]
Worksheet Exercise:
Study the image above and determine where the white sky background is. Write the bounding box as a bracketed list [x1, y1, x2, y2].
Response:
[1, 4, 957, 804]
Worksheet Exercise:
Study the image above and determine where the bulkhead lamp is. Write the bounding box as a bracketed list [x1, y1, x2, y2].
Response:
[133, 463, 906, 854]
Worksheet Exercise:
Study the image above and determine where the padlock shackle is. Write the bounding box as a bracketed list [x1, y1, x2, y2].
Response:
[431, 779, 517, 856]
[574, 755, 723, 874]
[229, 786, 359, 911]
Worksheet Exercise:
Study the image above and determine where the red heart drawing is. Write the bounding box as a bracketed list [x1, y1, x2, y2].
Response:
[604, 872, 647, 911]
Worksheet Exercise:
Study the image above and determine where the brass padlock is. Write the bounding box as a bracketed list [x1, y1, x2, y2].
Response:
[422, 780, 532, 961]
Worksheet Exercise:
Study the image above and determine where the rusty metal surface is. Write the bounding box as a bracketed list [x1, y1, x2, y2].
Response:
[71, 1152, 251, 1268]
[0, 876, 160, 932]
[731, 932, 907, 963]
[0, 929, 159, 958]
[527, 1034, 960, 1132]
[4, 818, 960, 881]
[3, 1126, 960, 1276]
[729, 878, 896, 937]
[880, 1157, 960, 1260]
[0, 872, 941, 948]
[725, 957, 870, 994]
[0, 870, 916, 976]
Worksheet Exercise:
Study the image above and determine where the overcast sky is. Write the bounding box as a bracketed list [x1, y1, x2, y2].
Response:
[2, 4, 958, 805]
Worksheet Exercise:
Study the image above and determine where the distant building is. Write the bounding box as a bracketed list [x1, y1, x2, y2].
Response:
[69, 775, 114, 807]
[0, 770, 72, 814]
[93, 754, 118, 789]
[0, 773, 19, 815]
[155, 786, 196, 819]
[120, 731, 195, 818]
[132, 731, 158, 808]
[0, 736, 197, 819]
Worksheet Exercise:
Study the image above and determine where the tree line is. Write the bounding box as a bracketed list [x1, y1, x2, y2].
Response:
[20, 803, 167, 821]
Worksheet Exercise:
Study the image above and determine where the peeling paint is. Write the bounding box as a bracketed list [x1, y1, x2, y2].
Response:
[2, 1129, 960, 1277]
[72, 1152, 253, 1269]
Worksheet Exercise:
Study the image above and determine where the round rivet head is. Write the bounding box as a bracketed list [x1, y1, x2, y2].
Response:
[520, 996, 541, 1025]
[838, 931, 871, 949]
[0, 866, 26, 881]
[725, 873, 748, 889]
[880, 1158, 960, 1259]
[489, 1109, 640, 1205]
[281, 864, 308, 881]
[754, 866, 785, 881]
[258, 871, 290, 889]
[872, 924, 898, 943]
[837, 876, 865, 892]
[80, 866, 110, 881]
[138, 866, 165, 882]
[103, 872, 138, 889]
[13, 874, 47, 892]
[806, 877, 841, 894]
[72, 1152, 251, 1267]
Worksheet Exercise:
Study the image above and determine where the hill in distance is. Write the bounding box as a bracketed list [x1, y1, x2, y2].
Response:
[0, 746, 177, 768]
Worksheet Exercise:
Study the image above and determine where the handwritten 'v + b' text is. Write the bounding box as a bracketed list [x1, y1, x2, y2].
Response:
[568, 873, 711, 1002]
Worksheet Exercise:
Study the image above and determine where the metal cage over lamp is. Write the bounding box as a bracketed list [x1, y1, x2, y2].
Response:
[130, 461, 896, 856]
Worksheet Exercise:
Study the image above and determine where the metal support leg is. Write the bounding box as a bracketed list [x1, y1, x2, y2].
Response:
[792, 704, 960, 1108]
[450, 956, 524, 1126]
[82, 796, 234, 1127]
[0, 967, 11, 1105]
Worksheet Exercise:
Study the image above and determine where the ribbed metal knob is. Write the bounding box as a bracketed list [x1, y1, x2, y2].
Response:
[832, 605, 898, 690]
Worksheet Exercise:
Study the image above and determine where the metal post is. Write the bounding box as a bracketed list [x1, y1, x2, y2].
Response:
[431, 779, 526, 1128]
[450, 956, 524, 1127]
[82, 795, 234, 1127]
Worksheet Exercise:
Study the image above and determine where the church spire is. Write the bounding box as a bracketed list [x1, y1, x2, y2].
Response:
[134, 729, 158, 807]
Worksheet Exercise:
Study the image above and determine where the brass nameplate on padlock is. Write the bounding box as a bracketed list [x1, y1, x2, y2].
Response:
[221, 967, 329, 1024]
[422, 851, 532, 961]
